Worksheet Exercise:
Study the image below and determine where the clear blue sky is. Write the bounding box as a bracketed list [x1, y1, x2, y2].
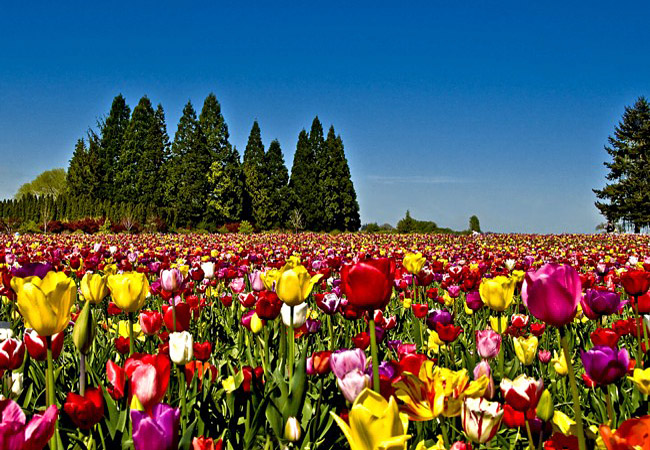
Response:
[1, 1, 648, 233]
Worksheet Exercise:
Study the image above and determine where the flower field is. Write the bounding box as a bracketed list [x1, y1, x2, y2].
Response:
[1, 232, 650, 450]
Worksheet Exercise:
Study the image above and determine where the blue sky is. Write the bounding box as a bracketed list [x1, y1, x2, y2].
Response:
[1, 1, 648, 233]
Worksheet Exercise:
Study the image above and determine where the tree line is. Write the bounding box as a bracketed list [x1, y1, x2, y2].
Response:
[62, 93, 360, 231]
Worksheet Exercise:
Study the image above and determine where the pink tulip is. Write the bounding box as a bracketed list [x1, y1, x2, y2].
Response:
[249, 271, 265, 292]
[337, 369, 370, 403]
[476, 329, 501, 360]
[0, 399, 58, 450]
[522, 263, 581, 327]
[229, 277, 245, 294]
[160, 269, 183, 293]
[473, 360, 495, 399]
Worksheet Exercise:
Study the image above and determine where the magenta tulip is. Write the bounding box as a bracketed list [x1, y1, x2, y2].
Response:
[0, 399, 58, 450]
[522, 263, 581, 327]
[476, 329, 502, 360]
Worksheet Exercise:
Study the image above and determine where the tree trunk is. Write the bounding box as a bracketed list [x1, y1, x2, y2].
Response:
[634, 223, 641, 234]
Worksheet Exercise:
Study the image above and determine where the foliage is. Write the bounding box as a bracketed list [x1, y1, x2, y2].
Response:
[469, 215, 481, 233]
[238, 220, 254, 234]
[594, 97, 650, 233]
[16, 168, 67, 199]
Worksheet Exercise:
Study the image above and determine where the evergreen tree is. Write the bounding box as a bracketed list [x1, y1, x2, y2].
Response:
[289, 130, 320, 230]
[167, 101, 210, 227]
[66, 133, 101, 199]
[98, 95, 131, 199]
[265, 139, 291, 228]
[594, 97, 650, 233]
[115, 96, 156, 202]
[201, 93, 243, 224]
[242, 121, 271, 228]
[309, 117, 326, 230]
[469, 215, 481, 232]
[133, 102, 168, 205]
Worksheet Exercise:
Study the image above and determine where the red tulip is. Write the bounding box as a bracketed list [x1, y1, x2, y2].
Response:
[341, 258, 396, 311]
[620, 270, 650, 297]
[24, 330, 64, 361]
[502, 404, 525, 428]
[139, 310, 163, 335]
[352, 332, 370, 350]
[125, 353, 171, 411]
[500, 375, 544, 412]
[530, 323, 546, 337]
[590, 328, 620, 347]
[435, 323, 463, 343]
[632, 292, 650, 314]
[193, 342, 212, 361]
[307, 350, 332, 376]
[600, 415, 650, 450]
[255, 292, 282, 320]
[114, 337, 130, 355]
[184, 361, 217, 387]
[64, 387, 104, 429]
[192, 437, 223, 450]
[0, 338, 24, 371]
[397, 353, 428, 376]
[412, 303, 428, 319]
[106, 360, 125, 400]
[163, 302, 191, 332]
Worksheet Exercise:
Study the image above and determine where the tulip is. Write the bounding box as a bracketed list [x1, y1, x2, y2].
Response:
[330, 349, 367, 379]
[72, 300, 95, 355]
[280, 302, 308, 328]
[316, 292, 340, 315]
[260, 269, 280, 291]
[521, 263, 581, 328]
[249, 270, 265, 292]
[473, 360, 495, 399]
[63, 387, 104, 429]
[192, 437, 223, 450]
[461, 397, 504, 444]
[0, 399, 58, 450]
[125, 354, 171, 411]
[337, 368, 371, 402]
[629, 367, 650, 395]
[106, 360, 125, 400]
[24, 330, 63, 361]
[163, 302, 191, 332]
[169, 331, 194, 365]
[489, 316, 508, 334]
[275, 264, 323, 307]
[250, 313, 264, 334]
[341, 258, 396, 311]
[536, 389, 554, 422]
[200, 262, 215, 279]
[513, 336, 538, 366]
[0, 338, 25, 371]
[131, 403, 180, 450]
[107, 272, 150, 313]
[307, 350, 332, 376]
[476, 329, 502, 360]
[551, 349, 569, 376]
[538, 350, 551, 364]
[11, 262, 53, 279]
[620, 270, 650, 296]
[80, 272, 109, 304]
[331, 388, 411, 450]
[11, 271, 76, 336]
[580, 345, 629, 385]
[599, 415, 650, 450]
[500, 374, 544, 411]
[160, 268, 183, 293]
[466, 291, 483, 311]
[139, 310, 163, 335]
[581, 289, 623, 319]
[193, 342, 212, 362]
[255, 293, 282, 320]
[284, 416, 301, 442]
[403, 253, 426, 275]
[479, 276, 516, 312]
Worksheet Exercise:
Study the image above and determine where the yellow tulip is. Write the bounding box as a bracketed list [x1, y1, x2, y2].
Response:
[403, 298, 412, 309]
[511, 270, 526, 283]
[250, 313, 263, 334]
[103, 264, 118, 276]
[275, 264, 323, 307]
[111, 320, 145, 341]
[629, 368, 650, 395]
[80, 273, 109, 304]
[415, 436, 446, 450]
[394, 360, 488, 420]
[260, 269, 280, 291]
[427, 330, 444, 354]
[107, 272, 150, 313]
[403, 253, 426, 275]
[11, 271, 76, 336]
[513, 336, 538, 366]
[552, 410, 576, 435]
[489, 316, 508, 333]
[479, 276, 516, 312]
[331, 388, 411, 450]
[551, 349, 569, 376]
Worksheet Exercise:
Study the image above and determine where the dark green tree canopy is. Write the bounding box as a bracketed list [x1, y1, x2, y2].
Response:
[98, 94, 131, 199]
[265, 139, 291, 228]
[594, 97, 650, 233]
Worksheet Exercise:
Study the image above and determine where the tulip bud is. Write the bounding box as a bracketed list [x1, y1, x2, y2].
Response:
[536, 389, 554, 422]
[72, 300, 96, 355]
[284, 416, 301, 442]
[169, 331, 194, 365]
[250, 313, 264, 334]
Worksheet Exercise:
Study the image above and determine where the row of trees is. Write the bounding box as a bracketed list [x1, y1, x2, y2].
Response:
[594, 97, 650, 233]
[66, 94, 360, 231]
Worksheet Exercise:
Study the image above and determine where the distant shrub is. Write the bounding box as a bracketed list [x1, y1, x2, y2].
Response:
[239, 221, 254, 234]
[225, 222, 241, 233]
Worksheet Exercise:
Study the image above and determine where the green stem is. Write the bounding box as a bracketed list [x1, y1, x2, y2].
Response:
[605, 385, 615, 427]
[288, 306, 295, 379]
[497, 314, 504, 381]
[128, 312, 134, 356]
[525, 419, 535, 450]
[178, 366, 187, 432]
[79, 353, 86, 396]
[559, 326, 586, 450]
[327, 314, 335, 350]
[171, 300, 177, 332]
[633, 296, 643, 364]
[369, 317, 380, 392]
[46, 337, 58, 450]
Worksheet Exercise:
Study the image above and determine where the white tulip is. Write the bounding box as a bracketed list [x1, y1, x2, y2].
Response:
[504, 259, 516, 271]
[5, 372, 23, 398]
[169, 331, 194, 365]
[281, 302, 308, 328]
[201, 262, 216, 279]
[0, 328, 14, 341]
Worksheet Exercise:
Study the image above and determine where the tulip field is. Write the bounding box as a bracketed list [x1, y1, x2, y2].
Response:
[1, 232, 650, 450]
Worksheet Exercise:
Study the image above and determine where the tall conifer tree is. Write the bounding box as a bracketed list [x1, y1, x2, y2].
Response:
[265, 139, 291, 228]
[289, 129, 320, 230]
[98, 95, 130, 199]
[242, 121, 271, 228]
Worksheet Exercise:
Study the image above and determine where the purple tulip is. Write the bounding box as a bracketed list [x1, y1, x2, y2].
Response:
[580, 346, 630, 385]
[466, 291, 484, 311]
[329, 349, 367, 379]
[426, 309, 452, 330]
[131, 403, 180, 450]
[0, 399, 58, 450]
[522, 263, 581, 327]
[366, 360, 397, 379]
[306, 319, 322, 334]
[386, 339, 402, 351]
[318, 293, 341, 315]
[11, 262, 53, 279]
[581, 289, 624, 320]
[447, 285, 461, 298]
